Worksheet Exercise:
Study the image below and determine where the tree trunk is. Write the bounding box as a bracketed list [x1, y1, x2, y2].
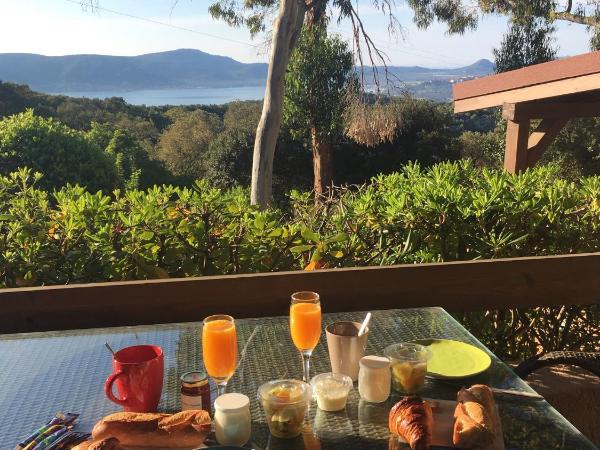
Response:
[311, 126, 333, 198]
[250, 0, 306, 208]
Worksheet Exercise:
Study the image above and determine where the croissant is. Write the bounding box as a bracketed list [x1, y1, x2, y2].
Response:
[389, 396, 433, 450]
[453, 384, 496, 448]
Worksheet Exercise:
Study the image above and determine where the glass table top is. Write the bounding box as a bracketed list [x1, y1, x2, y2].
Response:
[0, 307, 596, 449]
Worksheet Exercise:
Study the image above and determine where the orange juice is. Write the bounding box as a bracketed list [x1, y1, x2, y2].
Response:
[290, 302, 321, 351]
[202, 319, 238, 380]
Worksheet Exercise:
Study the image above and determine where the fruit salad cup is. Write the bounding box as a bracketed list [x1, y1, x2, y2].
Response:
[258, 379, 312, 438]
[384, 343, 431, 394]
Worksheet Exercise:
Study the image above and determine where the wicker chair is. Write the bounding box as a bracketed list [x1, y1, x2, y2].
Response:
[514, 351, 600, 447]
[515, 351, 600, 379]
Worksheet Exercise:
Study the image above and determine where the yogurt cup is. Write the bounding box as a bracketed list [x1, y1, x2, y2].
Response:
[310, 372, 353, 412]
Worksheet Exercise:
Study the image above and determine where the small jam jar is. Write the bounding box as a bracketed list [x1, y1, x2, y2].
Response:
[180, 371, 211, 411]
[214, 393, 252, 446]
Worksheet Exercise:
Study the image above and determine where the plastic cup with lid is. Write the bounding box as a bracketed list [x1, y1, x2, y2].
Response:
[257, 379, 312, 438]
[384, 343, 432, 394]
[310, 372, 353, 411]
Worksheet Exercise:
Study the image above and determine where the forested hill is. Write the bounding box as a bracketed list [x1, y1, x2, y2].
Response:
[0, 49, 493, 95]
[0, 49, 269, 92]
[384, 59, 494, 81]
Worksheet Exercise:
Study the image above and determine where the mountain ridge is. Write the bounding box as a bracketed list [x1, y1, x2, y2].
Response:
[0, 49, 494, 96]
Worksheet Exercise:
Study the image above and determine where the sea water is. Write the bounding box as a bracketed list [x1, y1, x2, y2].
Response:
[51, 85, 265, 106]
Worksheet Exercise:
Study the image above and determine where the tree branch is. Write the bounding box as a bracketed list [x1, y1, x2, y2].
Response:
[553, 11, 600, 26]
[348, 2, 391, 95]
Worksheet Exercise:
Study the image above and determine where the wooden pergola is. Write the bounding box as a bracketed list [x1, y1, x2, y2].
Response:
[452, 51, 600, 172]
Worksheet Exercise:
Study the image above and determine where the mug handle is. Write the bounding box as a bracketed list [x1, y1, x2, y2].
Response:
[105, 370, 128, 407]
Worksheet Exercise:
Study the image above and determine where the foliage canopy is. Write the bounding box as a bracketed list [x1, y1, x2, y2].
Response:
[493, 17, 557, 73]
[0, 110, 117, 192]
[1, 162, 598, 359]
[283, 26, 354, 142]
[155, 109, 223, 182]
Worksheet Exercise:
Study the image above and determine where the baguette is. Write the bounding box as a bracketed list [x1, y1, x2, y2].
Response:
[91, 410, 211, 448]
[453, 384, 496, 449]
[71, 437, 124, 450]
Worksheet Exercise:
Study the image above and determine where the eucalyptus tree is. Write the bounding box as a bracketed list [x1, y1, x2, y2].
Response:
[493, 17, 557, 73]
[209, 0, 476, 207]
[478, 0, 600, 49]
[283, 26, 354, 197]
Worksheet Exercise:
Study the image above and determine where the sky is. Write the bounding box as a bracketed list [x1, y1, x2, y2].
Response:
[0, 0, 593, 68]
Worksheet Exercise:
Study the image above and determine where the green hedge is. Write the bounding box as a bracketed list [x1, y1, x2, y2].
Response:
[1, 161, 598, 359]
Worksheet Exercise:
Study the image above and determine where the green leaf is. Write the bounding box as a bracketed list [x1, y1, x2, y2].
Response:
[139, 231, 154, 240]
[290, 244, 313, 253]
[268, 227, 283, 237]
[254, 215, 266, 229]
[327, 232, 348, 243]
[301, 227, 320, 243]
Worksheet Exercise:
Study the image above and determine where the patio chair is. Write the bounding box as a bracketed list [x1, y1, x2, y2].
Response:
[515, 351, 600, 447]
[514, 351, 600, 379]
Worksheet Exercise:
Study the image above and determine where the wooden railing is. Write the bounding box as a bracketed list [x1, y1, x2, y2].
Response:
[1, 253, 599, 334]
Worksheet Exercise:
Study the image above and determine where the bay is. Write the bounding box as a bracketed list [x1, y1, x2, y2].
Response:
[51, 85, 265, 106]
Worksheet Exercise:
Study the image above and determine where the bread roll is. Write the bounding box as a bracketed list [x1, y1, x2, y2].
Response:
[453, 384, 496, 448]
[91, 410, 211, 448]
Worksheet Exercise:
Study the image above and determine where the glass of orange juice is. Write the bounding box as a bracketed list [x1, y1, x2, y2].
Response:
[202, 314, 238, 397]
[290, 291, 321, 382]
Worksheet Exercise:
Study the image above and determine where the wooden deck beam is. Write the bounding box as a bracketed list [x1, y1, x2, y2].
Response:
[503, 101, 600, 121]
[1, 253, 599, 333]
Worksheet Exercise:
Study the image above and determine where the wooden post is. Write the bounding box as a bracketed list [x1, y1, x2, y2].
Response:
[504, 119, 530, 173]
[503, 103, 569, 170]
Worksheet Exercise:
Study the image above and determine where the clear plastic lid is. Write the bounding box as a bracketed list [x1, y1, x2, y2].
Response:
[310, 372, 353, 396]
[384, 343, 431, 362]
[257, 379, 312, 405]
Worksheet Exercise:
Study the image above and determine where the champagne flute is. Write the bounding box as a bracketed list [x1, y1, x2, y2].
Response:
[202, 314, 238, 397]
[290, 291, 322, 382]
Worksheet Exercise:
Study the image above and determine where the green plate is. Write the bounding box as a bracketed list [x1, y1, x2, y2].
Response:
[412, 339, 492, 379]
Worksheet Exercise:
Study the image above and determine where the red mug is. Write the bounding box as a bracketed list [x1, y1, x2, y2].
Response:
[104, 345, 164, 412]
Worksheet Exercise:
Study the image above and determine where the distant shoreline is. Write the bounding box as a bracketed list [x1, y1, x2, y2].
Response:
[49, 83, 266, 94]
[48, 85, 266, 106]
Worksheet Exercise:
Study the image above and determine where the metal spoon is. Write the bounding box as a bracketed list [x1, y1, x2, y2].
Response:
[104, 342, 117, 357]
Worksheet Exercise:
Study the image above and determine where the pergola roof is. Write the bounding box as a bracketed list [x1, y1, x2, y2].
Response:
[451, 51, 600, 173]
[453, 51, 600, 113]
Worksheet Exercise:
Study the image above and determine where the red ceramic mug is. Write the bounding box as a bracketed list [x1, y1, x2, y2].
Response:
[104, 345, 164, 412]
